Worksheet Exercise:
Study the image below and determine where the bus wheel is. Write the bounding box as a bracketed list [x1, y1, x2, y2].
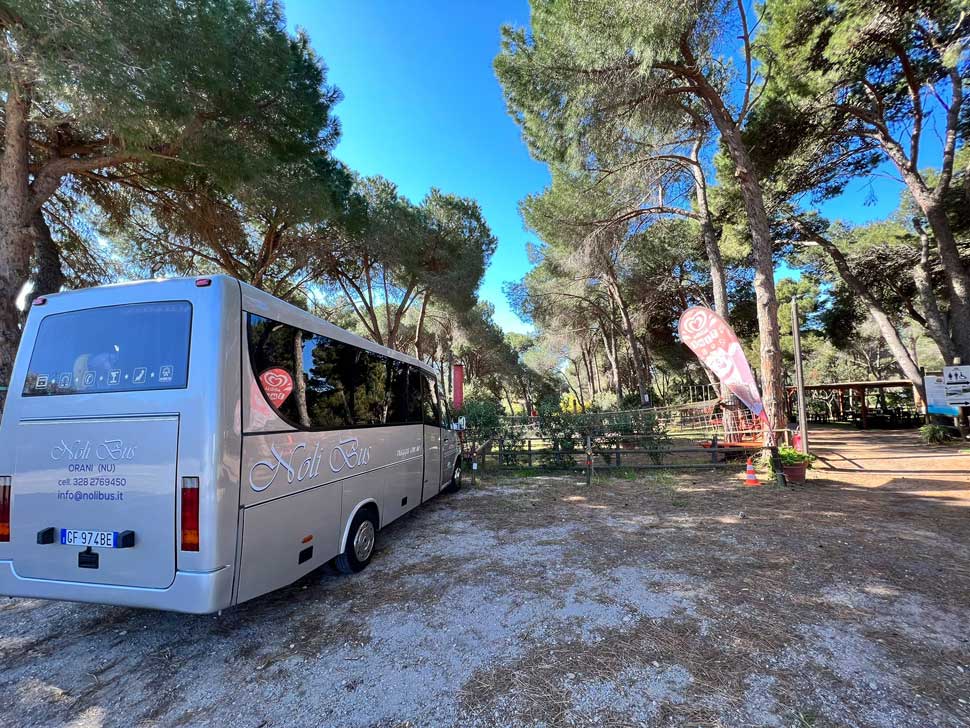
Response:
[336, 510, 377, 574]
[444, 461, 462, 493]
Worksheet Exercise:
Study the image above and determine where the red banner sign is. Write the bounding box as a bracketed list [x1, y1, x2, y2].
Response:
[259, 368, 294, 407]
[677, 307, 765, 418]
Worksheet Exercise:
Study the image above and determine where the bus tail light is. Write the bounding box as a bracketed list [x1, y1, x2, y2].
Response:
[181, 477, 199, 551]
[0, 477, 11, 542]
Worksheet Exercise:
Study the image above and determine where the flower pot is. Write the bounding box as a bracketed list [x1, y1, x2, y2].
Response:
[782, 462, 808, 484]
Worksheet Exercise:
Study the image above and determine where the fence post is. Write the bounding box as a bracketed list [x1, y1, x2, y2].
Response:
[470, 441, 477, 487]
[710, 433, 718, 464]
[615, 439, 621, 467]
[498, 439, 504, 469]
[528, 438, 533, 469]
[585, 433, 592, 486]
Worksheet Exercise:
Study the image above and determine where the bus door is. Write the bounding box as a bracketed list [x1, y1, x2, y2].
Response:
[420, 374, 441, 501]
[439, 389, 458, 486]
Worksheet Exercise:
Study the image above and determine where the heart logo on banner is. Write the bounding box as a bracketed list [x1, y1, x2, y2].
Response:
[259, 368, 294, 407]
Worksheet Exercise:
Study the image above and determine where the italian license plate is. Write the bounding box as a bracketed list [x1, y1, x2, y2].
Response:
[60, 529, 119, 548]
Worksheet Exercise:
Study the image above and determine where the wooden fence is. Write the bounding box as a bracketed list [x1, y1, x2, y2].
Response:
[459, 431, 764, 486]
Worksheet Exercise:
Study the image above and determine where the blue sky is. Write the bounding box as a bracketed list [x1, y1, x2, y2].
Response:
[287, 1, 910, 333]
[286, 0, 545, 333]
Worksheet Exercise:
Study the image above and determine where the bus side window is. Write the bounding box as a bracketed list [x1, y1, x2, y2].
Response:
[420, 374, 439, 426]
[405, 366, 423, 424]
[437, 384, 449, 429]
[386, 359, 410, 425]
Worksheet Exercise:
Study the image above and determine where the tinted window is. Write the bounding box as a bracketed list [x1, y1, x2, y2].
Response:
[386, 360, 411, 425]
[406, 366, 423, 423]
[353, 350, 390, 426]
[440, 389, 451, 428]
[248, 314, 420, 430]
[421, 374, 440, 426]
[23, 301, 192, 397]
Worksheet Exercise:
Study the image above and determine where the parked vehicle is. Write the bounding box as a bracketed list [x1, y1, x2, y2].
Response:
[0, 276, 461, 613]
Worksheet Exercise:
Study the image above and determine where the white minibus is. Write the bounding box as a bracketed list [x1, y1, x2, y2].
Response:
[0, 276, 462, 613]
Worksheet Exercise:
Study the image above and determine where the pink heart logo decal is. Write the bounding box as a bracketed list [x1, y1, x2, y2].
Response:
[259, 368, 294, 407]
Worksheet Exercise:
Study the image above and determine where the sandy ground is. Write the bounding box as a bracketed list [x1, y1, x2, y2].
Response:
[0, 427, 968, 727]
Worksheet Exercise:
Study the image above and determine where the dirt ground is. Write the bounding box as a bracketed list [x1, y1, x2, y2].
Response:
[0, 427, 968, 727]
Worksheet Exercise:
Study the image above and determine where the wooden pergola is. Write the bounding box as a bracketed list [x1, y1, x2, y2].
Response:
[785, 379, 918, 430]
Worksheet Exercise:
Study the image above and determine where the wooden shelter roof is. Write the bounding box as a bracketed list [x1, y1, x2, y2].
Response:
[785, 379, 913, 392]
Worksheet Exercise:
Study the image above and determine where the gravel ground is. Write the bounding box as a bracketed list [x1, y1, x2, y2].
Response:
[0, 428, 968, 727]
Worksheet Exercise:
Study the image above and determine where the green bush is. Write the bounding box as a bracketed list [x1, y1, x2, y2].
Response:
[919, 424, 955, 445]
[777, 445, 816, 467]
[536, 400, 582, 468]
[458, 397, 504, 438]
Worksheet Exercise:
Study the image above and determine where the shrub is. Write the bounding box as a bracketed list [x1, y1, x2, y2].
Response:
[458, 397, 504, 438]
[777, 445, 817, 467]
[919, 424, 955, 445]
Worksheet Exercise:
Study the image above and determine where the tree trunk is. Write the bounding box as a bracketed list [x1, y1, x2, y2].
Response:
[520, 377, 533, 414]
[922, 203, 970, 360]
[414, 290, 430, 359]
[690, 139, 729, 320]
[600, 326, 623, 404]
[713, 119, 785, 432]
[581, 344, 595, 396]
[606, 278, 649, 406]
[0, 85, 35, 415]
[572, 358, 586, 410]
[911, 218, 957, 365]
[293, 330, 311, 427]
[31, 210, 65, 299]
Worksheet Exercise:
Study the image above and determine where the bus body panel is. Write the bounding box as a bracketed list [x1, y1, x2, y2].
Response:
[441, 429, 460, 486]
[235, 480, 342, 603]
[11, 415, 179, 589]
[240, 426, 425, 508]
[422, 425, 441, 502]
[0, 561, 233, 614]
[382, 451, 424, 523]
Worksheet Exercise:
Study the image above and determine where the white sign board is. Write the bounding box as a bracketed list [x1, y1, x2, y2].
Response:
[943, 365, 970, 407]
[926, 374, 959, 417]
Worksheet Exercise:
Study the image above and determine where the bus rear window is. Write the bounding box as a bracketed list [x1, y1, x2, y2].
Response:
[22, 301, 192, 396]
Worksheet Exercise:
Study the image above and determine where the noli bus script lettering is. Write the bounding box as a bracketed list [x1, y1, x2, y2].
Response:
[249, 438, 372, 492]
[50, 439, 137, 462]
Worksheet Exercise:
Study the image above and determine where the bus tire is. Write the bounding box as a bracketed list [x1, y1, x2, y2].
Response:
[444, 460, 462, 493]
[335, 509, 378, 575]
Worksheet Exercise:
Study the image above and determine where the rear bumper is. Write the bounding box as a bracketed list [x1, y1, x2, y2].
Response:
[0, 561, 233, 614]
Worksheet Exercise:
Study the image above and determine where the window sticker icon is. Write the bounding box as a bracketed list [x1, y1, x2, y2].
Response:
[82, 371, 96, 387]
[108, 370, 121, 386]
[132, 367, 147, 385]
[35, 374, 48, 390]
[58, 373, 72, 389]
[158, 365, 174, 383]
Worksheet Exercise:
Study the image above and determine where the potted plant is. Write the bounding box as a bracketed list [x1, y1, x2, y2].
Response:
[777, 445, 816, 484]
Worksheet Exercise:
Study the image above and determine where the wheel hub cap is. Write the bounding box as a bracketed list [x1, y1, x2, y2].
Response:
[354, 520, 375, 561]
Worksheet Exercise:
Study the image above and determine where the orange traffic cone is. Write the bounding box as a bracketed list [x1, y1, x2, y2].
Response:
[745, 457, 761, 486]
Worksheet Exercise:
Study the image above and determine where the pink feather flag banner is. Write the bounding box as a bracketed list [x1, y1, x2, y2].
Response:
[677, 306, 766, 421]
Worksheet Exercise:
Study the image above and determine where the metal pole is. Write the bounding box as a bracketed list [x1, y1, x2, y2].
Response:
[791, 296, 810, 454]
